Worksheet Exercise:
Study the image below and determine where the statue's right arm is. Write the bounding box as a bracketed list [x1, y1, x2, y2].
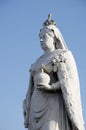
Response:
[25, 73, 34, 110]
[23, 73, 34, 128]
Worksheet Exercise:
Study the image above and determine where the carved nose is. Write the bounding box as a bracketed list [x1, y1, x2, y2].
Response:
[40, 39, 43, 42]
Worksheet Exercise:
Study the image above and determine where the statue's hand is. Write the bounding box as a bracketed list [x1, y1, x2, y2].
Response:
[24, 113, 29, 128]
[24, 122, 28, 128]
[36, 81, 60, 92]
[37, 83, 51, 91]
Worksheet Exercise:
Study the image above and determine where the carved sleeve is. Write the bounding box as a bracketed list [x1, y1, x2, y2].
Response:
[23, 73, 34, 128]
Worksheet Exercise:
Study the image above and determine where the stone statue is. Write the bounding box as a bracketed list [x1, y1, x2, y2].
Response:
[23, 14, 84, 130]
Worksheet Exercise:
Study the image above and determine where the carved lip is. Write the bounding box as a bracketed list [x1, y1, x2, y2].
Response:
[40, 41, 44, 45]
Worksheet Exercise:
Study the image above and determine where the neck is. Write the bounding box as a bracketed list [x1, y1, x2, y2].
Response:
[44, 47, 55, 55]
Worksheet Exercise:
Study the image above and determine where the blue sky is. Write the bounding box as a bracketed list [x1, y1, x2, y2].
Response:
[0, 0, 86, 130]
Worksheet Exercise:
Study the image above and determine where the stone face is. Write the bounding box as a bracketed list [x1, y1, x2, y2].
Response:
[23, 14, 84, 130]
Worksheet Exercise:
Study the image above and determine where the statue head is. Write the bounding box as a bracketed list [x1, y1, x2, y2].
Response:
[39, 14, 68, 50]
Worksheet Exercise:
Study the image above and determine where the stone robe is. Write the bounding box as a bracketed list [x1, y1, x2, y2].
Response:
[24, 49, 84, 130]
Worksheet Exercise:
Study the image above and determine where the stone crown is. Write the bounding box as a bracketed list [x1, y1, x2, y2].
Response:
[43, 14, 56, 26]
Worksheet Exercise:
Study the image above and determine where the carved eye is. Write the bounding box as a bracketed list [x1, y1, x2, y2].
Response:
[43, 36, 45, 39]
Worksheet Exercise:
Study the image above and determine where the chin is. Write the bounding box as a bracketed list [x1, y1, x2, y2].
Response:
[41, 46, 46, 50]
